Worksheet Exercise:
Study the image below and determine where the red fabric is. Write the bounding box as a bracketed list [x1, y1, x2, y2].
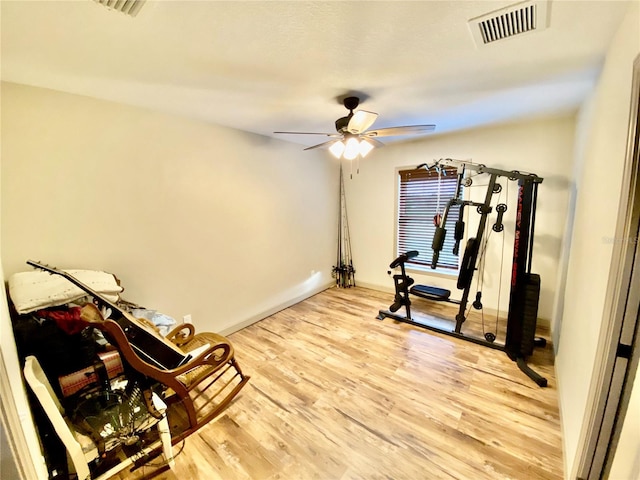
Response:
[36, 306, 89, 335]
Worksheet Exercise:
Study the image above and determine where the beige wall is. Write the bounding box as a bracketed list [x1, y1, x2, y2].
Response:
[345, 115, 576, 325]
[1, 82, 338, 334]
[556, 1, 640, 477]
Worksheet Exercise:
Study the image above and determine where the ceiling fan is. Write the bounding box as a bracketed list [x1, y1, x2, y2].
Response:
[274, 96, 436, 160]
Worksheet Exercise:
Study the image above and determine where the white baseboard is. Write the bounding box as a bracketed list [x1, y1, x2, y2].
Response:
[218, 281, 335, 336]
[219, 280, 550, 335]
[355, 280, 394, 294]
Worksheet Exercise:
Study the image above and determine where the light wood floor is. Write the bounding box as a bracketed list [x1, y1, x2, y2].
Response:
[115, 286, 563, 480]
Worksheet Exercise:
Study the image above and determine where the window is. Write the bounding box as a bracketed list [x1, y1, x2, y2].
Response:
[397, 167, 461, 271]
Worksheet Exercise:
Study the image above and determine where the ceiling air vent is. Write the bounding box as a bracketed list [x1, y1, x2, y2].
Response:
[92, 0, 146, 17]
[468, 0, 549, 47]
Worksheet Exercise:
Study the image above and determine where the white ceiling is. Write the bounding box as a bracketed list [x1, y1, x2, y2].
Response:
[0, 1, 632, 148]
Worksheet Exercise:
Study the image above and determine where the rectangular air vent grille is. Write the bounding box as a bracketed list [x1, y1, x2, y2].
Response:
[469, 1, 548, 47]
[480, 4, 536, 43]
[93, 0, 146, 17]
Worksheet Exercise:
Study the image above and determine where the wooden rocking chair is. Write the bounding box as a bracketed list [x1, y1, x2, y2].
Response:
[81, 304, 250, 444]
[22, 261, 250, 445]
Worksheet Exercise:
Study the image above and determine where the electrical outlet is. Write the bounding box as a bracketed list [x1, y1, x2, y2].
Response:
[183, 314, 192, 324]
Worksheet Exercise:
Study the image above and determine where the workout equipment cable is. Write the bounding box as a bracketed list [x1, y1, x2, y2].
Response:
[473, 184, 506, 340]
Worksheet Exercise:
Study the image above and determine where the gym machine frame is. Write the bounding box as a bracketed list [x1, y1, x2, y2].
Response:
[377, 159, 547, 386]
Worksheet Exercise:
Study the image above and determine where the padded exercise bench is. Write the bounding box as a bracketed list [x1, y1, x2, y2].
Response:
[409, 285, 451, 302]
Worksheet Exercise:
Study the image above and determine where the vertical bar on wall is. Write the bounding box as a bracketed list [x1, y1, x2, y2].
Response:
[332, 165, 355, 288]
[335, 167, 343, 287]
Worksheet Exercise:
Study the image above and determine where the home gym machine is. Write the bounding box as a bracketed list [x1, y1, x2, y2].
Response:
[377, 158, 547, 386]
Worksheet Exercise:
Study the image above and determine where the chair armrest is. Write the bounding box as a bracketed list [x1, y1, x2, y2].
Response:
[95, 319, 233, 393]
[164, 342, 232, 376]
[166, 323, 196, 347]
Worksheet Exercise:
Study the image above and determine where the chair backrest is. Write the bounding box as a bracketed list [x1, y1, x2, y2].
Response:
[23, 356, 92, 480]
[23, 356, 64, 413]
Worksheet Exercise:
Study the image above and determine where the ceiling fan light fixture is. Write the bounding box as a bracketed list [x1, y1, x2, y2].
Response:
[329, 141, 346, 159]
[358, 139, 374, 158]
[343, 137, 360, 160]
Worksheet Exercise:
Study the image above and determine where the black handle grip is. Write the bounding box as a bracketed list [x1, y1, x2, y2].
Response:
[432, 227, 446, 252]
[431, 251, 440, 269]
[453, 220, 465, 255]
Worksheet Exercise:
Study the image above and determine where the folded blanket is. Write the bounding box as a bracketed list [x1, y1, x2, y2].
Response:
[130, 308, 177, 336]
[9, 269, 123, 315]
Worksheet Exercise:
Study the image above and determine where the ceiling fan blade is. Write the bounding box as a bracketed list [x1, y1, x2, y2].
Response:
[364, 124, 436, 138]
[274, 131, 341, 137]
[347, 110, 378, 134]
[364, 137, 386, 148]
[304, 139, 340, 151]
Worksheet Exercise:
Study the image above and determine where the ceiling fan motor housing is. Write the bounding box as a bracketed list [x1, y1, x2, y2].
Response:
[335, 96, 360, 132]
[343, 96, 360, 111]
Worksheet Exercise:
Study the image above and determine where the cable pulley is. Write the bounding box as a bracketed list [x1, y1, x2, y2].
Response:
[493, 203, 507, 232]
[477, 204, 492, 215]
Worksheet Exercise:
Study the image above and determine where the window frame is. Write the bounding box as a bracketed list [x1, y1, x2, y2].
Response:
[395, 165, 463, 276]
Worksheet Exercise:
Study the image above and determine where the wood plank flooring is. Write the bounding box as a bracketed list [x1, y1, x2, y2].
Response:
[114, 287, 563, 480]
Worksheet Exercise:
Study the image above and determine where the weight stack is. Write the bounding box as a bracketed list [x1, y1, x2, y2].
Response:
[520, 273, 540, 356]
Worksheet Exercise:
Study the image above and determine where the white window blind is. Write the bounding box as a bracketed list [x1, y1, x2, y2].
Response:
[397, 167, 461, 271]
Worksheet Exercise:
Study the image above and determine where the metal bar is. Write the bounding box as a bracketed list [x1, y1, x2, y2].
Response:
[454, 174, 497, 332]
[431, 158, 543, 183]
[377, 310, 505, 352]
[527, 180, 539, 273]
